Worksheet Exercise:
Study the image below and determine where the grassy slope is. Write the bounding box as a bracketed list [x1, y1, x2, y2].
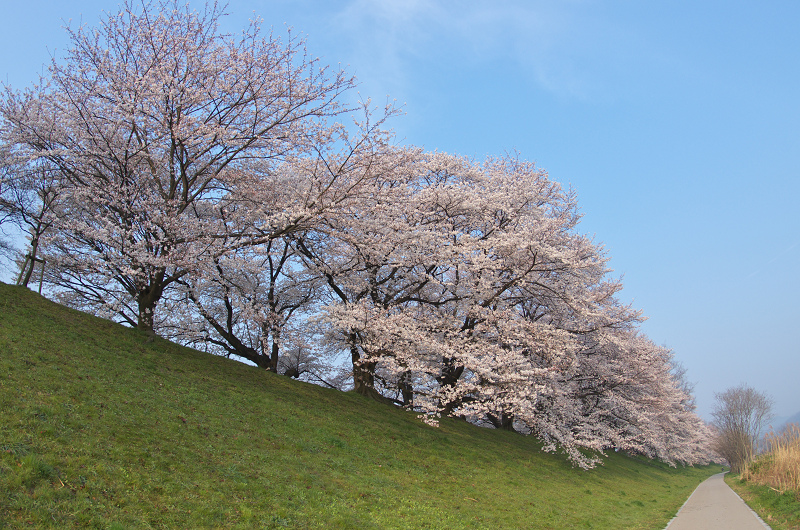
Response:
[0, 283, 720, 529]
[726, 475, 800, 529]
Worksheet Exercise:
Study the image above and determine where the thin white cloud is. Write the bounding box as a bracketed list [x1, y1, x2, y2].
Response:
[328, 0, 621, 100]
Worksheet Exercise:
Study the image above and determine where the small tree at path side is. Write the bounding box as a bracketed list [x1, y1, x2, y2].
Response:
[711, 383, 773, 473]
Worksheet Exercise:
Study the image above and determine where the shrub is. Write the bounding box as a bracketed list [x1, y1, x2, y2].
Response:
[742, 423, 800, 498]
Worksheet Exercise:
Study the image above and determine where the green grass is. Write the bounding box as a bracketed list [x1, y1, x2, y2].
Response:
[0, 283, 720, 529]
[726, 474, 800, 529]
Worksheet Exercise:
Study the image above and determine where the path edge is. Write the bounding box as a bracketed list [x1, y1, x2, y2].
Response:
[663, 472, 772, 529]
[723, 473, 773, 529]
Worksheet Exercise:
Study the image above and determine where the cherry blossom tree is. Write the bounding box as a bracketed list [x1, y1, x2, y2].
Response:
[292, 145, 431, 397]
[154, 104, 412, 383]
[309, 151, 586, 404]
[0, 0, 358, 332]
[308, 150, 711, 467]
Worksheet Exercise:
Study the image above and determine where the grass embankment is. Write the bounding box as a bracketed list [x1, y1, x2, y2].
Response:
[0, 283, 719, 529]
[726, 425, 800, 529]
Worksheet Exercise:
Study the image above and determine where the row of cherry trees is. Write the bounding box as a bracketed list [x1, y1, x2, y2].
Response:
[0, 0, 711, 468]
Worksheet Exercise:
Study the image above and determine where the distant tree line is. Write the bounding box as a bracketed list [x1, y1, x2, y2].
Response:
[0, 0, 713, 468]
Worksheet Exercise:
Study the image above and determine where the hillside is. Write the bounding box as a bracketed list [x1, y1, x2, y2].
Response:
[0, 283, 719, 529]
[781, 411, 800, 430]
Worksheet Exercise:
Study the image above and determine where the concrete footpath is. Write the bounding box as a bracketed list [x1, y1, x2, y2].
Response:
[665, 472, 771, 529]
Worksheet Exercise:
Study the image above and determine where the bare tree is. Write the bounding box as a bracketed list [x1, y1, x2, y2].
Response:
[711, 383, 773, 473]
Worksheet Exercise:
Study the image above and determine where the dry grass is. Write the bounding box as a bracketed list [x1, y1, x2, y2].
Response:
[742, 423, 800, 496]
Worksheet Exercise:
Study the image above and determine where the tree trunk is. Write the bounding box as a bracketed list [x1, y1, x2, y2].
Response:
[399, 371, 414, 407]
[352, 348, 376, 396]
[20, 257, 36, 288]
[18, 229, 42, 288]
[138, 303, 156, 334]
[437, 357, 465, 415]
[488, 412, 516, 431]
[136, 267, 171, 334]
[137, 284, 161, 334]
[350, 337, 387, 401]
[270, 339, 280, 373]
[16, 254, 31, 287]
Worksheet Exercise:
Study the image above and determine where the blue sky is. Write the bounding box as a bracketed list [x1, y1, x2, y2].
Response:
[3, 1, 799, 421]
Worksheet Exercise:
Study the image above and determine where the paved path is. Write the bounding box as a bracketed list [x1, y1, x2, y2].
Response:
[665, 472, 771, 529]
